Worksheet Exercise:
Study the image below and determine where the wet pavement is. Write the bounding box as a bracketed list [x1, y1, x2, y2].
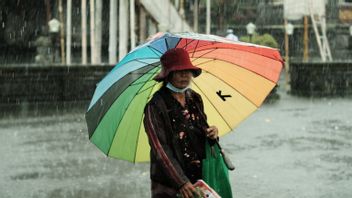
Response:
[1, 85, 352, 198]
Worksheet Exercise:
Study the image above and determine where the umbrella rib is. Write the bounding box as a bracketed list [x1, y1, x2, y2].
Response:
[103, 58, 159, 85]
[114, 45, 162, 68]
[191, 48, 218, 63]
[108, 57, 158, 75]
[201, 69, 260, 108]
[192, 46, 283, 63]
[146, 36, 183, 58]
[147, 45, 164, 56]
[135, 68, 161, 94]
[108, 61, 159, 89]
[194, 56, 280, 84]
[129, 71, 158, 76]
[129, 64, 160, 87]
[165, 37, 169, 50]
[130, 60, 159, 71]
[182, 39, 196, 50]
[145, 46, 161, 57]
[111, 58, 159, 70]
[130, 69, 159, 85]
[192, 59, 215, 67]
[134, 58, 160, 63]
[106, 67, 159, 157]
[212, 71, 262, 106]
[87, 65, 157, 138]
[129, 78, 157, 87]
[173, 37, 183, 49]
[182, 39, 189, 49]
[191, 40, 221, 55]
[191, 79, 233, 131]
[89, 61, 158, 112]
[134, 59, 160, 66]
[191, 40, 200, 58]
[137, 81, 159, 95]
[119, 57, 159, 65]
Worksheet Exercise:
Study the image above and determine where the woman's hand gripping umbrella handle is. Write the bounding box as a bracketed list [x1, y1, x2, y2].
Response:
[205, 124, 236, 171]
[193, 99, 235, 171]
[215, 139, 235, 171]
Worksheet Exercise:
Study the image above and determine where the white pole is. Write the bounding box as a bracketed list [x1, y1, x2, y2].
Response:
[174, 0, 179, 10]
[58, 0, 65, 64]
[66, 0, 72, 65]
[206, 0, 211, 34]
[119, 0, 128, 61]
[109, 0, 118, 64]
[90, 0, 96, 63]
[180, 0, 185, 31]
[95, 0, 102, 63]
[193, 0, 198, 32]
[139, 6, 146, 42]
[130, 0, 136, 49]
[81, 0, 87, 64]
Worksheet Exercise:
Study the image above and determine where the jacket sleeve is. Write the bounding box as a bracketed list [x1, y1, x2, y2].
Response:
[143, 102, 190, 189]
[193, 92, 219, 144]
[196, 93, 207, 121]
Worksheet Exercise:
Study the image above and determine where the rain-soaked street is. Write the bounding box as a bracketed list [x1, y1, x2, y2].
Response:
[1, 81, 351, 198]
[1, 0, 352, 197]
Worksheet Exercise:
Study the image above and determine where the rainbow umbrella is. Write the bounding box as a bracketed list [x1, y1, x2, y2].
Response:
[85, 32, 283, 162]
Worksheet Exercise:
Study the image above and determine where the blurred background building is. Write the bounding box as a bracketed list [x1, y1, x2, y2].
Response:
[0, 0, 351, 64]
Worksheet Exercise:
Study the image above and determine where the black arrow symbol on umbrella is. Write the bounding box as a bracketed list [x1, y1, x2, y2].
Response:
[216, 90, 232, 101]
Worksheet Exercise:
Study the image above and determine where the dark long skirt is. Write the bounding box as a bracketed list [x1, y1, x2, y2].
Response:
[151, 181, 178, 198]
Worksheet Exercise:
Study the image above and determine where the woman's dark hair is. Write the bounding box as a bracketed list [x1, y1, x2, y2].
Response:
[161, 71, 174, 88]
[160, 70, 195, 88]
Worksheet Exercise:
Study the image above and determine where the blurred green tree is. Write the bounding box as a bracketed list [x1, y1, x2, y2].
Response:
[240, 33, 279, 48]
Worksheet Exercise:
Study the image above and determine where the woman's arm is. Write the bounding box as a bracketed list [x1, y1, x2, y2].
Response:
[193, 92, 219, 141]
[143, 102, 190, 189]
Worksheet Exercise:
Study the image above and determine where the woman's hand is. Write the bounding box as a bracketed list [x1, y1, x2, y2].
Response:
[179, 182, 200, 198]
[206, 126, 218, 140]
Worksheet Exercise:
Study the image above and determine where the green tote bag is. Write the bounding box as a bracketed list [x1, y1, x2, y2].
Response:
[202, 140, 233, 198]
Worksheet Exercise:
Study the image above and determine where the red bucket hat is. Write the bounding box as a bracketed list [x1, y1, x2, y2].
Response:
[153, 48, 202, 82]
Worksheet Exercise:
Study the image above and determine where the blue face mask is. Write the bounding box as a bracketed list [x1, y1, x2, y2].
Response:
[166, 82, 190, 93]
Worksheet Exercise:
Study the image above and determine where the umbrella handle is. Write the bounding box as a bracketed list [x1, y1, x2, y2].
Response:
[216, 141, 235, 171]
[203, 125, 236, 171]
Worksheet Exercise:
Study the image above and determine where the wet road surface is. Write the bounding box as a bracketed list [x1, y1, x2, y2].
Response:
[1, 88, 352, 198]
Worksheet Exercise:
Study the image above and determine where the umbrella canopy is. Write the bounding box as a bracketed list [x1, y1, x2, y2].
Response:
[85, 32, 283, 163]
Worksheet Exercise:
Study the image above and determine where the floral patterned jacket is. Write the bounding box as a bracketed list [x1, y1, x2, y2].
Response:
[143, 85, 214, 193]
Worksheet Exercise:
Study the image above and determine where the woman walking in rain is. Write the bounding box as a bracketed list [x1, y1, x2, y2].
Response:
[143, 48, 224, 198]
